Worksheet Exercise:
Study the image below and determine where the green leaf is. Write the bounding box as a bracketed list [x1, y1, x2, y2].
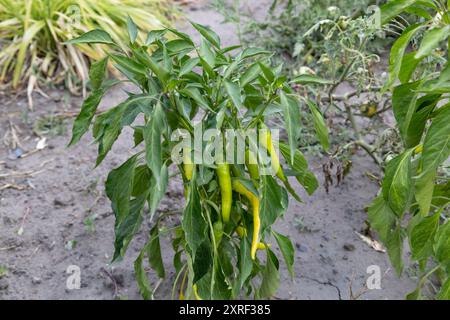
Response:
[258, 62, 275, 82]
[239, 47, 270, 59]
[193, 240, 212, 283]
[166, 39, 194, 54]
[145, 29, 167, 45]
[166, 28, 194, 45]
[190, 22, 220, 48]
[134, 247, 153, 300]
[305, 99, 329, 151]
[180, 87, 212, 112]
[110, 54, 147, 76]
[106, 155, 138, 225]
[259, 249, 280, 298]
[404, 3, 434, 19]
[260, 175, 288, 235]
[273, 231, 295, 278]
[380, 0, 420, 25]
[182, 178, 207, 256]
[240, 63, 261, 87]
[132, 165, 151, 197]
[415, 25, 450, 59]
[113, 194, 146, 262]
[199, 38, 216, 68]
[108, 155, 151, 262]
[382, 150, 414, 216]
[224, 80, 243, 110]
[415, 105, 450, 214]
[415, 171, 436, 217]
[290, 74, 333, 85]
[148, 224, 165, 278]
[281, 178, 303, 202]
[70, 90, 104, 146]
[279, 142, 318, 195]
[132, 47, 168, 82]
[237, 238, 252, 293]
[418, 80, 450, 94]
[437, 278, 450, 300]
[392, 81, 421, 144]
[66, 29, 115, 45]
[89, 57, 109, 91]
[223, 59, 240, 79]
[212, 265, 232, 299]
[179, 58, 200, 77]
[94, 95, 154, 160]
[405, 94, 439, 148]
[148, 164, 168, 220]
[386, 226, 404, 276]
[387, 24, 423, 88]
[435, 220, 450, 265]
[367, 195, 396, 243]
[421, 105, 450, 176]
[144, 103, 166, 185]
[399, 51, 423, 84]
[280, 92, 301, 165]
[126, 15, 138, 44]
[406, 286, 422, 300]
[431, 181, 450, 209]
[410, 211, 440, 260]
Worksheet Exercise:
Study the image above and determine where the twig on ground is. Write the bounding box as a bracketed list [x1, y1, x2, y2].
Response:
[28, 245, 41, 260]
[0, 168, 46, 179]
[0, 159, 53, 179]
[100, 267, 119, 298]
[17, 207, 32, 236]
[349, 274, 370, 300]
[0, 245, 21, 251]
[3, 120, 25, 150]
[0, 183, 27, 191]
[86, 195, 103, 213]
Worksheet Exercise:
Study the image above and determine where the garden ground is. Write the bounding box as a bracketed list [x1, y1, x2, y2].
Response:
[0, 0, 416, 300]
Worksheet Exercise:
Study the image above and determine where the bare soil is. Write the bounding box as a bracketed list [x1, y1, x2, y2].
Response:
[0, 0, 416, 300]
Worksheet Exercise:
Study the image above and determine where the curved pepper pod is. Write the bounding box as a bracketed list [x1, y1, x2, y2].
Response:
[232, 179, 260, 260]
[217, 163, 232, 223]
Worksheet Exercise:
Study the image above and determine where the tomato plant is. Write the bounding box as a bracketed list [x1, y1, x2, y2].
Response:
[67, 19, 327, 299]
[368, 0, 450, 299]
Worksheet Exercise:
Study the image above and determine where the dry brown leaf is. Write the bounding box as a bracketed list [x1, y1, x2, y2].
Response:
[355, 231, 386, 253]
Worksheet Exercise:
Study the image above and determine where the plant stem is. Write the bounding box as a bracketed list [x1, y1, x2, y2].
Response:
[325, 36, 369, 115]
[204, 204, 218, 298]
[344, 103, 382, 166]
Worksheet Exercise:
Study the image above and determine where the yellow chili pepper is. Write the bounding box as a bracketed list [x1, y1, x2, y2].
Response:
[235, 225, 269, 251]
[235, 225, 246, 238]
[213, 220, 223, 245]
[193, 284, 202, 300]
[183, 147, 194, 181]
[232, 180, 260, 260]
[217, 163, 232, 223]
[259, 124, 287, 182]
[179, 269, 188, 300]
[257, 242, 270, 250]
[414, 144, 423, 154]
[245, 149, 260, 180]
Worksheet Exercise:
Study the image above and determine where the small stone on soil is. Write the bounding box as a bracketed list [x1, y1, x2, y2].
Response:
[32, 277, 42, 285]
[343, 243, 356, 252]
[0, 278, 9, 290]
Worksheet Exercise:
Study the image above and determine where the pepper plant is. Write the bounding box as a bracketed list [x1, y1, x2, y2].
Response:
[368, 0, 450, 299]
[67, 19, 325, 299]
